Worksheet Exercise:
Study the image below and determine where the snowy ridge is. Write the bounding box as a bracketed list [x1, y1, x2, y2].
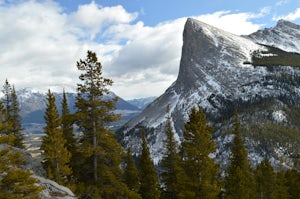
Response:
[247, 19, 300, 53]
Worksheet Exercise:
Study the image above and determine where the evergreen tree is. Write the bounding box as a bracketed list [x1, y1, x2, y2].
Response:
[123, 148, 140, 194]
[285, 169, 300, 199]
[180, 106, 221, 199]
[61, 90, 76, 155]
[0, 101, 42, 199]
[274, 169, 289, 199]
[138, 131, 160, 199]
[75, 51, 135, 198]
[254, 158, 276, 199]
[285, 154, 300, 199]
[61, 90, 77, 180]
[1, 80, 24, 148]
[2, 79, 12, 120]
[10, 86, 24, 148]
[224, 108, 254, 199]
[0, 147, 43, 199]
[160, 105, 184, 199]
[41, 90, 71, 185]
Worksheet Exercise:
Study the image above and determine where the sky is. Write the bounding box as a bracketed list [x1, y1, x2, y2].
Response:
[1, 0, 300, 99]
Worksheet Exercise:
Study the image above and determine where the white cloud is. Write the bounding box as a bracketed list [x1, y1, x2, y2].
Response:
[194, 9, 268, 35]
[0, 1, 266, 99]
[70, 1, 138, 40]
[273, 8, 300, 21]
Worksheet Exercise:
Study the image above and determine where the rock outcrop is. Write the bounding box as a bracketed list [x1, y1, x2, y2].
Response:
[0, 144, 77, 199]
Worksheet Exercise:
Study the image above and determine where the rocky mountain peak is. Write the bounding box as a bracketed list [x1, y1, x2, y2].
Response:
[247, 19, 300, 53]
[118, 18, 300, 168]
[176, 18, 261, 94]
[276, 19, 300, 29]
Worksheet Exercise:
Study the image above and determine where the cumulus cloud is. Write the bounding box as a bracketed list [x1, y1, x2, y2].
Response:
[0, 0, 266, 99]
[70, 1, 138, 40]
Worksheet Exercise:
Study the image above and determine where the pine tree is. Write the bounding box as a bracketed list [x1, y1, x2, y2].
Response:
[285, 154, 300, 199]
[75, 51, 135, 198]
[41, 90, 71, 185]
[224, 108, 254, 199]
[61, 90, 77, 180]
[254, 158, 276, 199]
[0, 101, 42, 199]
[180, 106, 221, 199]
[160, 105, 184, 199]
[10, 86, 24, 148]
[123, 148, 140, 194]
[285, 169, 300, 199]
[61, 90, 76, 155]
[1, 80, 24, 148]
[2, 79, 12, 120]
[138, 131, 161, 199]
[0, 147, 43, 199]
[274, 169, 289, 199]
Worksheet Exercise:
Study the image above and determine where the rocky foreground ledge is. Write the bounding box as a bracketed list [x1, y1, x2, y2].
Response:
[0, 144, 77, 199]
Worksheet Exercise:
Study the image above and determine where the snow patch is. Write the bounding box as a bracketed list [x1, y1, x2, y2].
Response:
[272, 110, 287, 123]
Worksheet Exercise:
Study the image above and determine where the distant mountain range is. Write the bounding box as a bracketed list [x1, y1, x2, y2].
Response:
[15, 88, 155, 133]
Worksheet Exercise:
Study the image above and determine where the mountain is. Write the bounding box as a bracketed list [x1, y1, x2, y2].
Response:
[16, 88, 141, 133]
[127, 97, 156, 110]
[118, 18, 300, 167]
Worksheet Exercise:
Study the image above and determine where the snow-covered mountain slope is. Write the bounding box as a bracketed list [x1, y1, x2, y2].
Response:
[118, 18, 300, 167]
[246, 19, 300, 53]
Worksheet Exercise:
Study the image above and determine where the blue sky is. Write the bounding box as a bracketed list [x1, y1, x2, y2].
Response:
[57, 0, 300, 26]
[1, 0, 300, 99]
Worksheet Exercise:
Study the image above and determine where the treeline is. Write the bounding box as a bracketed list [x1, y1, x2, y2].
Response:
[1, 51, 300, 199]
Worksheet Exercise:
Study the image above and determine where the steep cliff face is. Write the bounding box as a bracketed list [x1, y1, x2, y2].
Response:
[118, 18, 300, 167]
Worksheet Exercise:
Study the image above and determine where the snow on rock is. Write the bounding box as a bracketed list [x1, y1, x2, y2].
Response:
[272, 110, 287, 123]
[247, 19, 300, 53]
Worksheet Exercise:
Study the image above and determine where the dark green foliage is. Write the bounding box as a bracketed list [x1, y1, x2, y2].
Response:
[285, 169, 300, 199]
[61, 90, 77, 156]
[74, 51, 137, 198]
[180, 106, 221, 199]
[275, 170, 289, 199]
[61, 90, 78, 184]
[0, 147, 43, 199]
[41, 90, 71, 185]
[10, 86, 24, 148]
[224, 108, 254, 199]
[254, 158, 276, 199]
[160, 105, 185, 199]
[123, 148, 140, 193]
[1, 80, 24, 148]
[0, 102, 42, 198]
[250, 45, 300, 67]
[138, 131, 161, 199]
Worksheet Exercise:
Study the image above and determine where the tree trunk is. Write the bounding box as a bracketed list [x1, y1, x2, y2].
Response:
[93, 120, 98, 183]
